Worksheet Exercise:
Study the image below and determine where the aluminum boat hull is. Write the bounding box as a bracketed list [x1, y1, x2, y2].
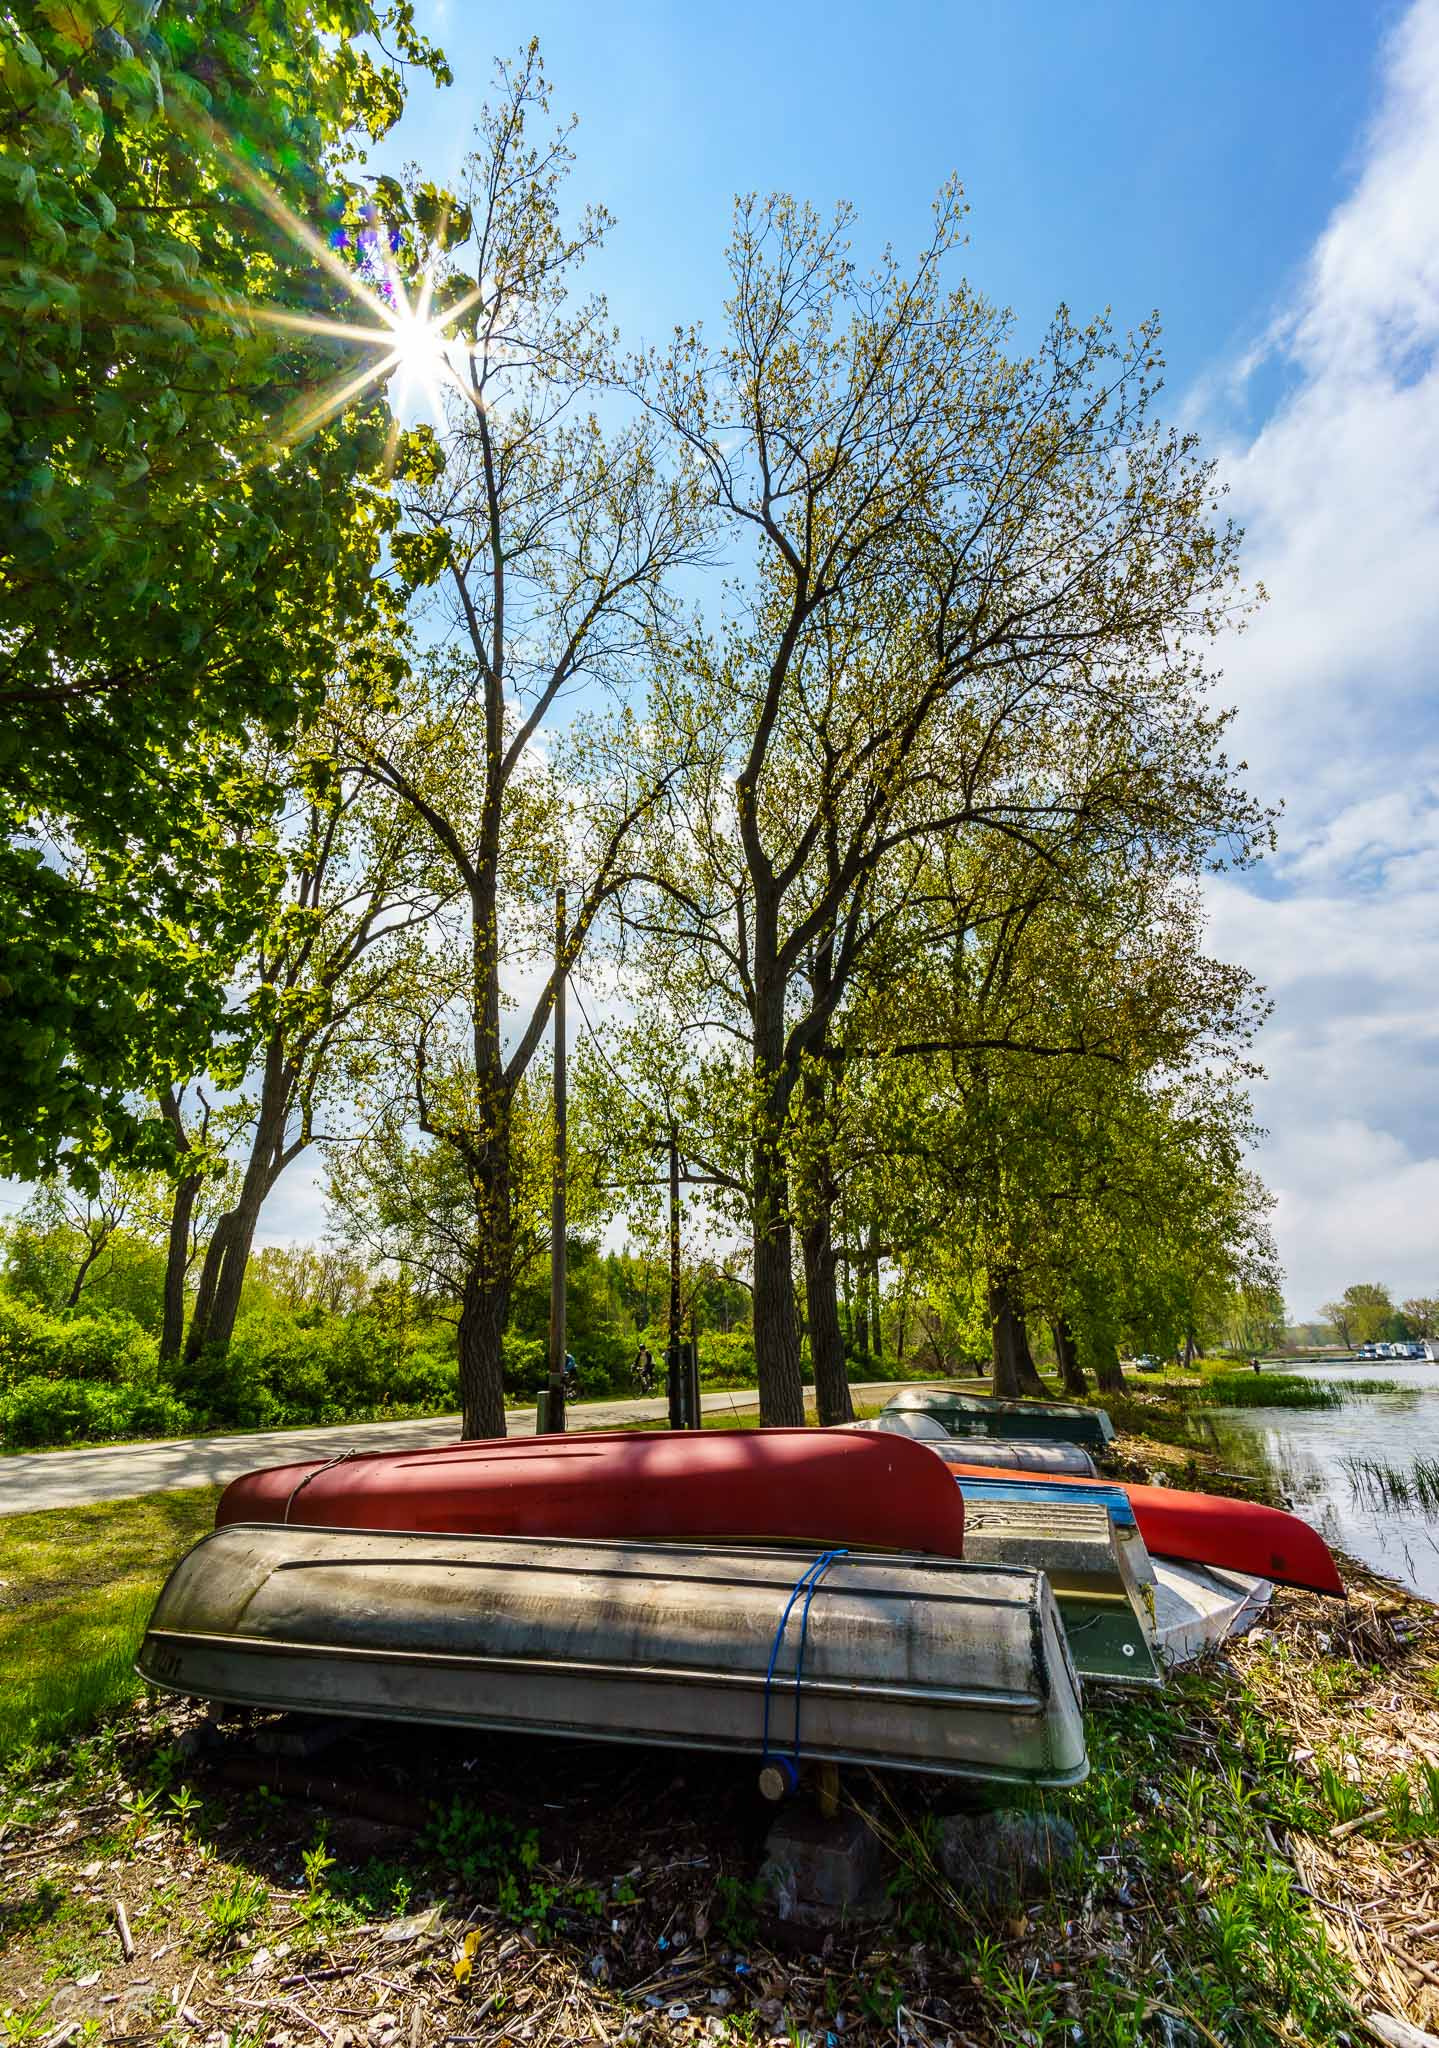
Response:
[942, 1465, 1343, 1596]
[851, 1416, 1099, 1476]
[137, 1525, 1088, 1786]
[882, 1387, 1114, 1451]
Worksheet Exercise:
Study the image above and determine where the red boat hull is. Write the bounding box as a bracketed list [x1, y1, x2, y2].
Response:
[944, 1462, 1343, 1595]
[216, 1428, 967, 1556]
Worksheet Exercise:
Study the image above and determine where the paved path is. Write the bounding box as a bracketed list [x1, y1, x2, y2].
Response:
[0, 1381, 930, 1516]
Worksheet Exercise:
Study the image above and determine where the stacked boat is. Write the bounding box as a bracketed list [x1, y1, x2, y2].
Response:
[137, 1387, 1343, 1790]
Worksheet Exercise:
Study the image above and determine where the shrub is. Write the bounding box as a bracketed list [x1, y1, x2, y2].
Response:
[0, 1296, 157, 1391]
[698, 1329, 758, 1388]
[0, 1376, 194, 1448]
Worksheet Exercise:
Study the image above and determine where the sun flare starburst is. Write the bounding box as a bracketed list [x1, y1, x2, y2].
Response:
[168, 95, 481, 464]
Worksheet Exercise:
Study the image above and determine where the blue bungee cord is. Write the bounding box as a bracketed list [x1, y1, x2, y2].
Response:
[760, 1549, 849, 1794]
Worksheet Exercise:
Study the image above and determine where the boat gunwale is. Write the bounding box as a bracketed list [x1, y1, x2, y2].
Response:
[139, 1624, 1055, 1714]
[132, 1649, 1090, 1786]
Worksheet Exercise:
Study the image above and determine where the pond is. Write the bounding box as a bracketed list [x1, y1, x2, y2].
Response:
[1208, 1361, 1439, 1599]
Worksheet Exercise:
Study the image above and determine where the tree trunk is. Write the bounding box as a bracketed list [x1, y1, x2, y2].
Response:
[855, 1274, 871, 1363]
[183, 1040, 293, 1363]
[65, 1233, 107, 1309]
[457, 1268, 510, 1437]
[864, 1227, 883, 1366]
[753, 1180, 805, 1425]
[751, 985, 805, 1427]
[802, 1203, 853, 1427]
[1052, 1317, 1088, 1398]
[160, 1171, 202, 1364]
[988, 1269, 1047, 1399]
[1182, 1329, 1196, 1372]
[1011, 1308, 1048, 1396]
[1093, 1340, 1126, 1395]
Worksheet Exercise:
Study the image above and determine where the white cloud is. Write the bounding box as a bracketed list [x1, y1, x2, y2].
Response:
[1199, 0, 1439, 1317]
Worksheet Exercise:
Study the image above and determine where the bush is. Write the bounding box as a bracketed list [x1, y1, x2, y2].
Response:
[0, 1376, 194, 1448]
[698, 1330, 757, 1388]
[0, 1296, 156, 1391]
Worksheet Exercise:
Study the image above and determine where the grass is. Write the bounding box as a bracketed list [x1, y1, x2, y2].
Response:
[0, 1486, 220, 1757]
[870, 1662, 1358, 2044]
[1342, 1451, 1439, 1515]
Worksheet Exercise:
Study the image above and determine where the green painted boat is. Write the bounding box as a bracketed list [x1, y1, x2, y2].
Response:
[959, 1496, 1159, 1688]
[883, 1385, 1114, 1452]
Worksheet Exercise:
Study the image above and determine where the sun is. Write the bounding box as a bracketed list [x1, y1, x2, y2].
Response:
[389, 308, 450, 375]
[167, 100, 482, 454]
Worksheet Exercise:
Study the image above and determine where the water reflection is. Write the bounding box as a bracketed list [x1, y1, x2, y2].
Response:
[1210, 1362, 1439, 1598]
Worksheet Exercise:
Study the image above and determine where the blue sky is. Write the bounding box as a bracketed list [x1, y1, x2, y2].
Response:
[381, 0, 1389, 402]
[365, 0, 1439, 1319]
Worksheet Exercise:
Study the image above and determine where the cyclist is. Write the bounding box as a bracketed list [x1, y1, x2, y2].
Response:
[632, 1343, 657, 1395]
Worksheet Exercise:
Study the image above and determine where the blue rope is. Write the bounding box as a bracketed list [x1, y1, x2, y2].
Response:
[761, 1549, 849, 1790]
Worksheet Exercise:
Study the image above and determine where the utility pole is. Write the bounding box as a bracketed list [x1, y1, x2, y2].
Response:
[545, 886, 567, 1433]
[667, 1119, 684, 1428]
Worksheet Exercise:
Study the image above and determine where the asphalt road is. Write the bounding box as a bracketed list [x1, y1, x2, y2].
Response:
[0, 1381, 932, 1516]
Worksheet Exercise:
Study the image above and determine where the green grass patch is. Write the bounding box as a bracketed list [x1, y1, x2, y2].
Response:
[0, 1486, 219, 1758]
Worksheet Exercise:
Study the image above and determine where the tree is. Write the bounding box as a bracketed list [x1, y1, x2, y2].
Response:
[1403, 1297, 1438, 1340]
[812, 830, 1273, 1405]
[1321, 1300, 1354, 1349]
[1330, 1283, 1396, 1348]
[180, 748, 438, 1365]
[635, 185, 1265, 1423]
[1, 0, 448, 1176]
[338, 49, 704, 1436]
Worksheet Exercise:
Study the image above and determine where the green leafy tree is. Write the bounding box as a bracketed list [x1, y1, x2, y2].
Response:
[1, 0, 448, 1176]
[636, 184, 1267, 1424]
[179, 746, 440, 1366]
[1402, 1297, 1438, 1340]
[1328, 1282, 1396, 1348]
[338, 49, 704, 1436]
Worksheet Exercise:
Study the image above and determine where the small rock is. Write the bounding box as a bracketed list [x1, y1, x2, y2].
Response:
[248, 1946, 273, 1977]
[937, 1810, 1079, 1905]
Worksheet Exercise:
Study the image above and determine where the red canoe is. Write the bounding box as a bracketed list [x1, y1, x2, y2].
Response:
[216, 1428, 967, 1556]
[944, 1461, 1343, 1595]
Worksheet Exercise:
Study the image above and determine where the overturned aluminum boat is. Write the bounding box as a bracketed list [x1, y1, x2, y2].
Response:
[1152, 1560, 1273, 1666]
[851, 1413, 1099, 1476]
[958, 1497, 1159, 1688]
[137, 1524, 1088, 1786]
[883, 1386, 1114, 1452]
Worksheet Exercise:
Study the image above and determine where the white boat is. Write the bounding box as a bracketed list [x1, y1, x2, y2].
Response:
[137, 1524, 1089, 1786]
[1150, 1560, 1272, 1665]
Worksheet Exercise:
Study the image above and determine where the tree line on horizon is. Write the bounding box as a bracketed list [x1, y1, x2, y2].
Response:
[3, 11, 1281, 1439]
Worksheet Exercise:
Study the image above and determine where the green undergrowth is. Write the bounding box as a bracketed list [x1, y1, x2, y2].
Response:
[879, 1666, 1356, 2044]
[0, 1486, 219, 1757]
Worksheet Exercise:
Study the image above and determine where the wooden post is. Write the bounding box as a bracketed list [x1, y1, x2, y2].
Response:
[545, 887, 567, 1433]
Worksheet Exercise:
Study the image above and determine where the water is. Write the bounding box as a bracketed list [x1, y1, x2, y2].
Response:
[1208, 1361, 1439, 1599]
